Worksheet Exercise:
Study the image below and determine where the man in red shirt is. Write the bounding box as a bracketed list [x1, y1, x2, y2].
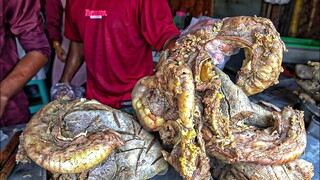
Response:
[0, 0, 51, 127]
[55, 0, 180, 113]
[45, 0, 87, 87]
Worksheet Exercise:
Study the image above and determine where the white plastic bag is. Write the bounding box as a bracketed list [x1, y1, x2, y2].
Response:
[179, 17, 240, 69]
[50, 83, 85, 101]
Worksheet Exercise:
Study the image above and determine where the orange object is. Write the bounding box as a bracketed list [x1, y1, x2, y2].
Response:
[0, 131, 21, 168]
[0, 154, 17, 179]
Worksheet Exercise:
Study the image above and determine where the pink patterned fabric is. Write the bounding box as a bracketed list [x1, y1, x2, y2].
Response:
[0, 0, 51, 127]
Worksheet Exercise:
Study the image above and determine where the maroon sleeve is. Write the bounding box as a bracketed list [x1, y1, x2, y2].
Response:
[8, 0, 51, 59]
[64, 0, 82, 42]
[139, 0, 180, 51]
[45, 0, 63, 43]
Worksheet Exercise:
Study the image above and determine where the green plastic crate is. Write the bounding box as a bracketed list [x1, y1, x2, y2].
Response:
[25, 80, 49, 114]
[281, 37, 320, 49]
[281, 37, 320, 64]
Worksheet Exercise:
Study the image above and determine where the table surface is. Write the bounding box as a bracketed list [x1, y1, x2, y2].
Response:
[1, 77, 319, 180]
[0, 124, 47, 180]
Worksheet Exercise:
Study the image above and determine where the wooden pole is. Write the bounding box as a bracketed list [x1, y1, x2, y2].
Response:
[289, 0, 303, 37]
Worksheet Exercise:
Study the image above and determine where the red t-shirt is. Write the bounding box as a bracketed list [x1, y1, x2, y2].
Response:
[64, 0, 180, 108]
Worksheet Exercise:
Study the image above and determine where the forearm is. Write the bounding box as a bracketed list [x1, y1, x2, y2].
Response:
[0, 51, 48, 102]
[59, 41, 84, 83]
[162, 35, 179, 50]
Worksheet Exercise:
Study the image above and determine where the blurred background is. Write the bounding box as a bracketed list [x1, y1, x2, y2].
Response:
[167, 0, 319, 41]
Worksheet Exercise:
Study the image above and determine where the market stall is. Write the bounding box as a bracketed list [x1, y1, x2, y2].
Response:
[1, 0, 319, 178]
[1, 75, 319, 179]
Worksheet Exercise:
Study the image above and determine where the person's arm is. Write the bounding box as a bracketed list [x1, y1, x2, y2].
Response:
[45, 0, 66, 61]
[162, 35, 179, 50]
[57, 0, 84, 83]
[139, 0, 181, 52]
[0, 0, 51, 117]
[0, 51, 48, 116]
[52, 40, 67, 62]
[59, 41, 84, 83]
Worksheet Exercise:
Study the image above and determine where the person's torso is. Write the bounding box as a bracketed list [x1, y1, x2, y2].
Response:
[67, 0, 154, 108]
[0, 0, 42, 126]
[0, 0, 20, 80]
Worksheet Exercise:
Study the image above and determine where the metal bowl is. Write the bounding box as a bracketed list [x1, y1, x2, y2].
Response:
[308, 115, 320, 139]
[300, 101, 320, 127]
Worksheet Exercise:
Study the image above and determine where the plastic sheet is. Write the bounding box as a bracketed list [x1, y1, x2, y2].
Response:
[179, 17, 240, 69]
[50, 83, 85, 101]
[264, 0, 291, 5]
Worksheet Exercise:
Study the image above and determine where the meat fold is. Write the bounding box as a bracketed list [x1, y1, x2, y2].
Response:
[217, 159, 314, 180]
[204, 67, 307, 165]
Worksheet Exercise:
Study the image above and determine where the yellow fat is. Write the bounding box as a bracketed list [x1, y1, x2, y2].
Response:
[216, 93, 224, 99]
[35, 144, 113, 174]
[242, 60, 252, 71]
[270, 58, 281, 69]
[55, 145, 111, 173]
[144, 116, 156, 129]
[244, 84, 254, 95]
[138, 108, 146, 119]
[186, 129, 196, 140]
[252, 78, 265, 89]
[132, 97, 138, 106]
[253, 141, 267, 148]
[136, 99, 142, 109]
[260, 65, 273, 73]
[155, 116, 165, 127]
[200, 61, 214, 82]
[168, 80, 174, 92]
[257, 71, 268, 80]
[144, 107, 151, 115]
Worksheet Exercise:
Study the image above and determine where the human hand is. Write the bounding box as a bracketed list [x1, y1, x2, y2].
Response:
[50, 83, 85, 101]
[55, 46, 67, 62]
[53, 41, 67, 62]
